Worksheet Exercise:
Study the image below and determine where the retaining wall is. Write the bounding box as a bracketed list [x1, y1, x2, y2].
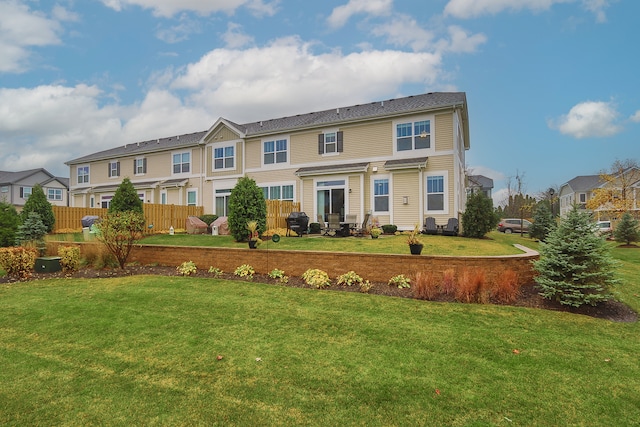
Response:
[46, 242, 538, 285]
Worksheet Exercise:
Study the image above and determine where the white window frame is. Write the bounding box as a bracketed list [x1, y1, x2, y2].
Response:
[213, 144, 235, 170]
[135, 157, 146, 175]
[77, 165, 90, 184]
[578, 193, 587, 204]
[160, 191, 167, 205]
[371, 175, 390, 214]
[109, 161, 120, 178]
[393, 115, 434, 155]
[172, 151, 191, 175]
[101, 194, 114, 209]
[321, 129, 340, 157]
[187, 189, 198, 206]
[260, 182, 295, 201]
[262, 136, 289, 167]
[425, 171, 448, 214]
[21, 186, 33, 199]
[47, 188, 63, 201]
[1, 186, 8, 193]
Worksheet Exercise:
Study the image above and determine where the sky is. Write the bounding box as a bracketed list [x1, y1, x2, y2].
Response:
[1, 0, 638, 205]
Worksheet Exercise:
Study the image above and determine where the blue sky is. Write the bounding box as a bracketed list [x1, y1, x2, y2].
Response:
[1, 0, 637, 205]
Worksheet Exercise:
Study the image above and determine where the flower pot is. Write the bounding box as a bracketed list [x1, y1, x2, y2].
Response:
[248, 240, 258, 249]
[409, 243, 423, 255]
[371, 235, 379, 239]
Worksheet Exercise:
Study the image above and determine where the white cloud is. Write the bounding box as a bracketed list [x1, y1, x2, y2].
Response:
[170, 36, 443, 122]
[100, 0, 278, 18]
[0, 1, 64, 73]
[439, 25, 487, 53]
[221, 22, 254, 49]
[549, 101, 622, 139]
[155, 14, 202, 43]
[327, 0, 393, 29]
[630, 111, 640, 123]
[444, 0, 610, 21]
[371, 15, 435, 52]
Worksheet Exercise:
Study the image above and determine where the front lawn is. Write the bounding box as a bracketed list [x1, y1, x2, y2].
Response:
[1, 272, 639, 425]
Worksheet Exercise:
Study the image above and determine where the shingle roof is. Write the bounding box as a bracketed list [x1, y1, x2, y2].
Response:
[565, 175, 603, 192]
[67, 92, 467, 165]
[468, 174, 494, 189]
[0, 168, 54, 184]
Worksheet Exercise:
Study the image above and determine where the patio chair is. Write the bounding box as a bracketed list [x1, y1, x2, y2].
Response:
[423, 216, 438, 235]
[442, 218, 459, 236]
[317, 214, 330, 236]
[345, 214, 357, 233]
[353, 213, 371, 237]
[327, 213, 341, 236]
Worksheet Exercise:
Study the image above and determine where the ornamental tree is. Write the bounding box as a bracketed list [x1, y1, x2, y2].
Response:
[227, 176, 267, 242]
[461, 191, 499, 238]
[533, 206, 619, 307]
[20, 184, 55, 232]
[95, 210, 145, 268]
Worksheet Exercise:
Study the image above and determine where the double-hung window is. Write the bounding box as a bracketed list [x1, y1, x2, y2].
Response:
[264, 139, 287, 165]
[318, 131, 343, 155]
[109, 161, 120, 178]
[20, 186, 32, 199]
[261, 184, 294, 201]
[426, 175, 445, 212]
[373, 178, 389, 212]
[396, 120, 430, 151]
[173, 152, 190, 174]
[187, 190, 197, 206]
[134, 158, 147, 175]
[214, 146, 234, 170]
[77, 166, 89, 184]
[47, 188, 63, 201]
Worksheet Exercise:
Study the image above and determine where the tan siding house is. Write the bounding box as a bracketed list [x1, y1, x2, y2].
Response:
[66, 92, 471, 230]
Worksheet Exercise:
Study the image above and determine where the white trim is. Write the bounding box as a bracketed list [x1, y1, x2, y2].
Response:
[321, 128, 340, 156]
[211, 140, 238, 171]
[261, 135, 290, 168]
[371, 174, 391, 215]
[425, 170, 449, 215]
[313, 176, 348, 220]
[258, 181, 296, 201]
[171, 150, 192, 176]
[187, 188, 198, 206]
[392, 114, 435, 157]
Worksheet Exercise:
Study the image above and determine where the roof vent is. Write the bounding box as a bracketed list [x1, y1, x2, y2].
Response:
[260, 121, 263, 126]
[336, 108, 340, 114]
[157, 139, 160, 143]
[136, 142, 139, 147]
[177, 135, 179, 140]
[381, 101, 384, 107]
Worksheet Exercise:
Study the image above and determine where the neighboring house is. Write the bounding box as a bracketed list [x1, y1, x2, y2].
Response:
[467, 174, 493, 199]
[0, 169, 69, 210]
[66, 92, 471, 230]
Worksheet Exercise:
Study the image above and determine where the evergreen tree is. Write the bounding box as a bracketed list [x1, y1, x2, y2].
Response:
[109, 178, 143, 214]
[0, 201, 20, 247]
[533, 206, 619, 307]
[529, 203, 555, 242]
[227, 176, 267, 242]
[613, 212, 640, 245]
[462, 191, 499, 238]
[20, 184, 55, 232]
[15, 212, 48, 251]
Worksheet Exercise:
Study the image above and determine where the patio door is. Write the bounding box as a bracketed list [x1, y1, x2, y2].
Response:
[317, 180, 345, 222]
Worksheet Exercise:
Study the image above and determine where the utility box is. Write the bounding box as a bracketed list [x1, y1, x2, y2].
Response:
[35, 257, 62, 273]
[211, 225, 219, 235]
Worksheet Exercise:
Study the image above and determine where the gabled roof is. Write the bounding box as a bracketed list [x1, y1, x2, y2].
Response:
[468, 174, 494, 189]
[0, 168, 54, 184]
[562, 175, 604, 193]
[66, 92, 469, 165]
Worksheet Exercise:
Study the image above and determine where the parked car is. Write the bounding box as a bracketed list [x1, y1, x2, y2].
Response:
[595, 220, 612, 237]
[497, 218, 532, 234]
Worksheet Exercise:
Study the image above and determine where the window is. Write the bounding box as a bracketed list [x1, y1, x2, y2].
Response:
[215, 189, 232, 217]
[1, 186, 8, 193]
[109, 161, 120, 178]
[134, 158, 147, 175]
[214, 146, 234, 170]
[261, 184, 294, 201]
[101, 195, 113, 209]
[187, 190, 197, 206]
[396, 120, 430, 151]
[426, 175, 445, 212]
[20, 187, 32, 199]
[264, 139, 288, 165]
[78, 166, 89, 184]
[579, 193, 587, 204]
[47, 188, 63, 201]
[173, 152, 190, 174]
[90, 196, 95, 208]
[318, 131, 343, 155]
[160, 192, 167, 205]
[373, 178, 389, 212]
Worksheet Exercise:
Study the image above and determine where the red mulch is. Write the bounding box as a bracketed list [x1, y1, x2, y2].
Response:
[2, 264, 637, 323]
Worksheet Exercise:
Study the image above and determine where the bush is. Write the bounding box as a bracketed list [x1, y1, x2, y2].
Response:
[462, 192, 498, 238]
[529, 203, 555, 242]
[199, 214, 218, 227]
[177, 261, 197, 276]
[0, 247, 37, 279]
[109, 178, 144, 214]
[613, 212, 639, 245]
[268, 268, 289, 284]
[15, 212, 47, 253]
[234, 264, 255, 280]
[455, 268, 487, 303]
[413, 271, 439, 300]
[337, 271, 363, 287]
[20, 184, 55, 233]
[533, 206, 619, 307]
[491, 269, 519, 303]
[95, 211, 146, 268]
[381, 224, 397, 234]
[441, 268, 456, 295]
[0, 201, 20, 247]
[388, 274, 410, 289]
[58, 246, 80, 273]
[228, 177, 267, 242]
[308, 222, 321, 234]
[302, 269, 331, 288]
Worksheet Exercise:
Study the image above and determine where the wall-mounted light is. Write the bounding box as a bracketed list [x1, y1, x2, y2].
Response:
[372, 166, 378, 173]
[349, 188, 352, 193]
[402, 196, 409, 205]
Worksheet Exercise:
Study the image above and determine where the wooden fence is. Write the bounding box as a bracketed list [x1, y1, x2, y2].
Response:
[52, 204, 204, 233]
[266, 200, 301, 230]
[52, 201, 300, 233]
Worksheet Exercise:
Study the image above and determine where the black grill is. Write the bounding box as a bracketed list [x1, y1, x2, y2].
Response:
[286, 212, 309, 237]
[81, 215, 100, 228]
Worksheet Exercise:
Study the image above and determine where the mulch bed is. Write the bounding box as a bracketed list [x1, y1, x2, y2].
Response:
[2, 265, 637, 323]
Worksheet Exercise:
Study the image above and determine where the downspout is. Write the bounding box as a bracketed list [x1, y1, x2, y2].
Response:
[360, 172, 365, 223]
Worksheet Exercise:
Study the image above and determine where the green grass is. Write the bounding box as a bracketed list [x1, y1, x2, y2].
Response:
[1, 243, 639, 425]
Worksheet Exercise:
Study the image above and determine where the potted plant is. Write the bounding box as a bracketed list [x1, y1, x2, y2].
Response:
[246, 220, 261, 249]
[370, 227, 382, 239]
[407, 224, 423, 255]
